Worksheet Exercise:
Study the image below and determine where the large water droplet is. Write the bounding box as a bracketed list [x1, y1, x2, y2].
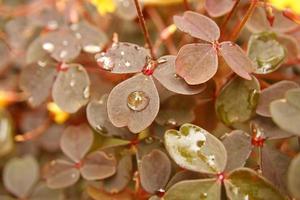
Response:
[127, 91, 150, 111]
[96, 53, 114, 71]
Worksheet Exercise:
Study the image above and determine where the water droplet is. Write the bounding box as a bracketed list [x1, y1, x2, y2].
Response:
[96, 125, 108, 133]
[200, 192, 208, 199]
[145, 136, 154, 144]
[83, 87, 90, 99]
[125, 61, 131, 67]
[37, 60, 47, 67]
[83, 45, 101, 53]
[62, 40, 69, 46]
[75, 32, 82, 39]
[96, 53, 114, 71]
[47, 20, 58, 30]
[70, 23, 79, 31]
[127, 91, 150, 111]
[120, 51, 125, 56]
[206, 155, 216, 166]
[59, 50, 68, 59]
[166, 118, 177, 126]
[70, 80, 75, 87]
[155, 189, 165, 197]
[42, 42, 55, 52]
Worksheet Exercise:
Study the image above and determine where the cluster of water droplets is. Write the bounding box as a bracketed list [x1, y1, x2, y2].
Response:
[127, 91, 150, 111]
[96, 52, 114, 71]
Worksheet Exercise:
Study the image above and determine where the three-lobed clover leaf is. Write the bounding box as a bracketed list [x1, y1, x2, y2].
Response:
[164, 123, 227, 174]
[3, 155, 62, 200]
[46, 124, 117, 189]
[97, 42, 206, 133]
[174, 11, 255, 85]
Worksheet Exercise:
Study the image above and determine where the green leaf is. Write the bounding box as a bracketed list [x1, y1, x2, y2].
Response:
[285, 88, 300, 109]
[164, 178, 221, 200]
[248, 32, 286, 74]
[31, 183, 64, 200]
[215, 76, 260, 126]
[287, 154, 300, 199]
[3, 155, 39, 199]
[164, 123, 227, 174]
[224, 168, 286, 200]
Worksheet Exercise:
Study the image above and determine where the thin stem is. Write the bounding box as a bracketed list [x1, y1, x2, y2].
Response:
[133, 0, 155, 59]
[183, 0, 190, 10]
[15, 119, 51, 142]
[229, 0, 258, 41]
[146, 8, 177, 55]
[220, 0, 240, 41]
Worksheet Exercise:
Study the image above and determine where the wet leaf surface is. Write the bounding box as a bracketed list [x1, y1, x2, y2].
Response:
[70, 21, 108, 54]
[20, 62, 57, 107]
[140, 149, 172, 194]
[46, 159, 80, 189]
[95, 42, 150, 73]
[215, 76, 260, 126]
[41, 29, 81, 62]
[248, 32, 286, 74]
[86, 95, 132, 138]
[224, 168, 286, 200]
[107, 73, 160, 133]
[52, 63, 90, 113]
[164, 123, 227, 174]
[154, 55, 206, 95]
[164, 178, 221, 200]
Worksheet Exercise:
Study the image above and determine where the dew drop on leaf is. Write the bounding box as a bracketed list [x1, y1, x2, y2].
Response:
[127, 91, 150, 111]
